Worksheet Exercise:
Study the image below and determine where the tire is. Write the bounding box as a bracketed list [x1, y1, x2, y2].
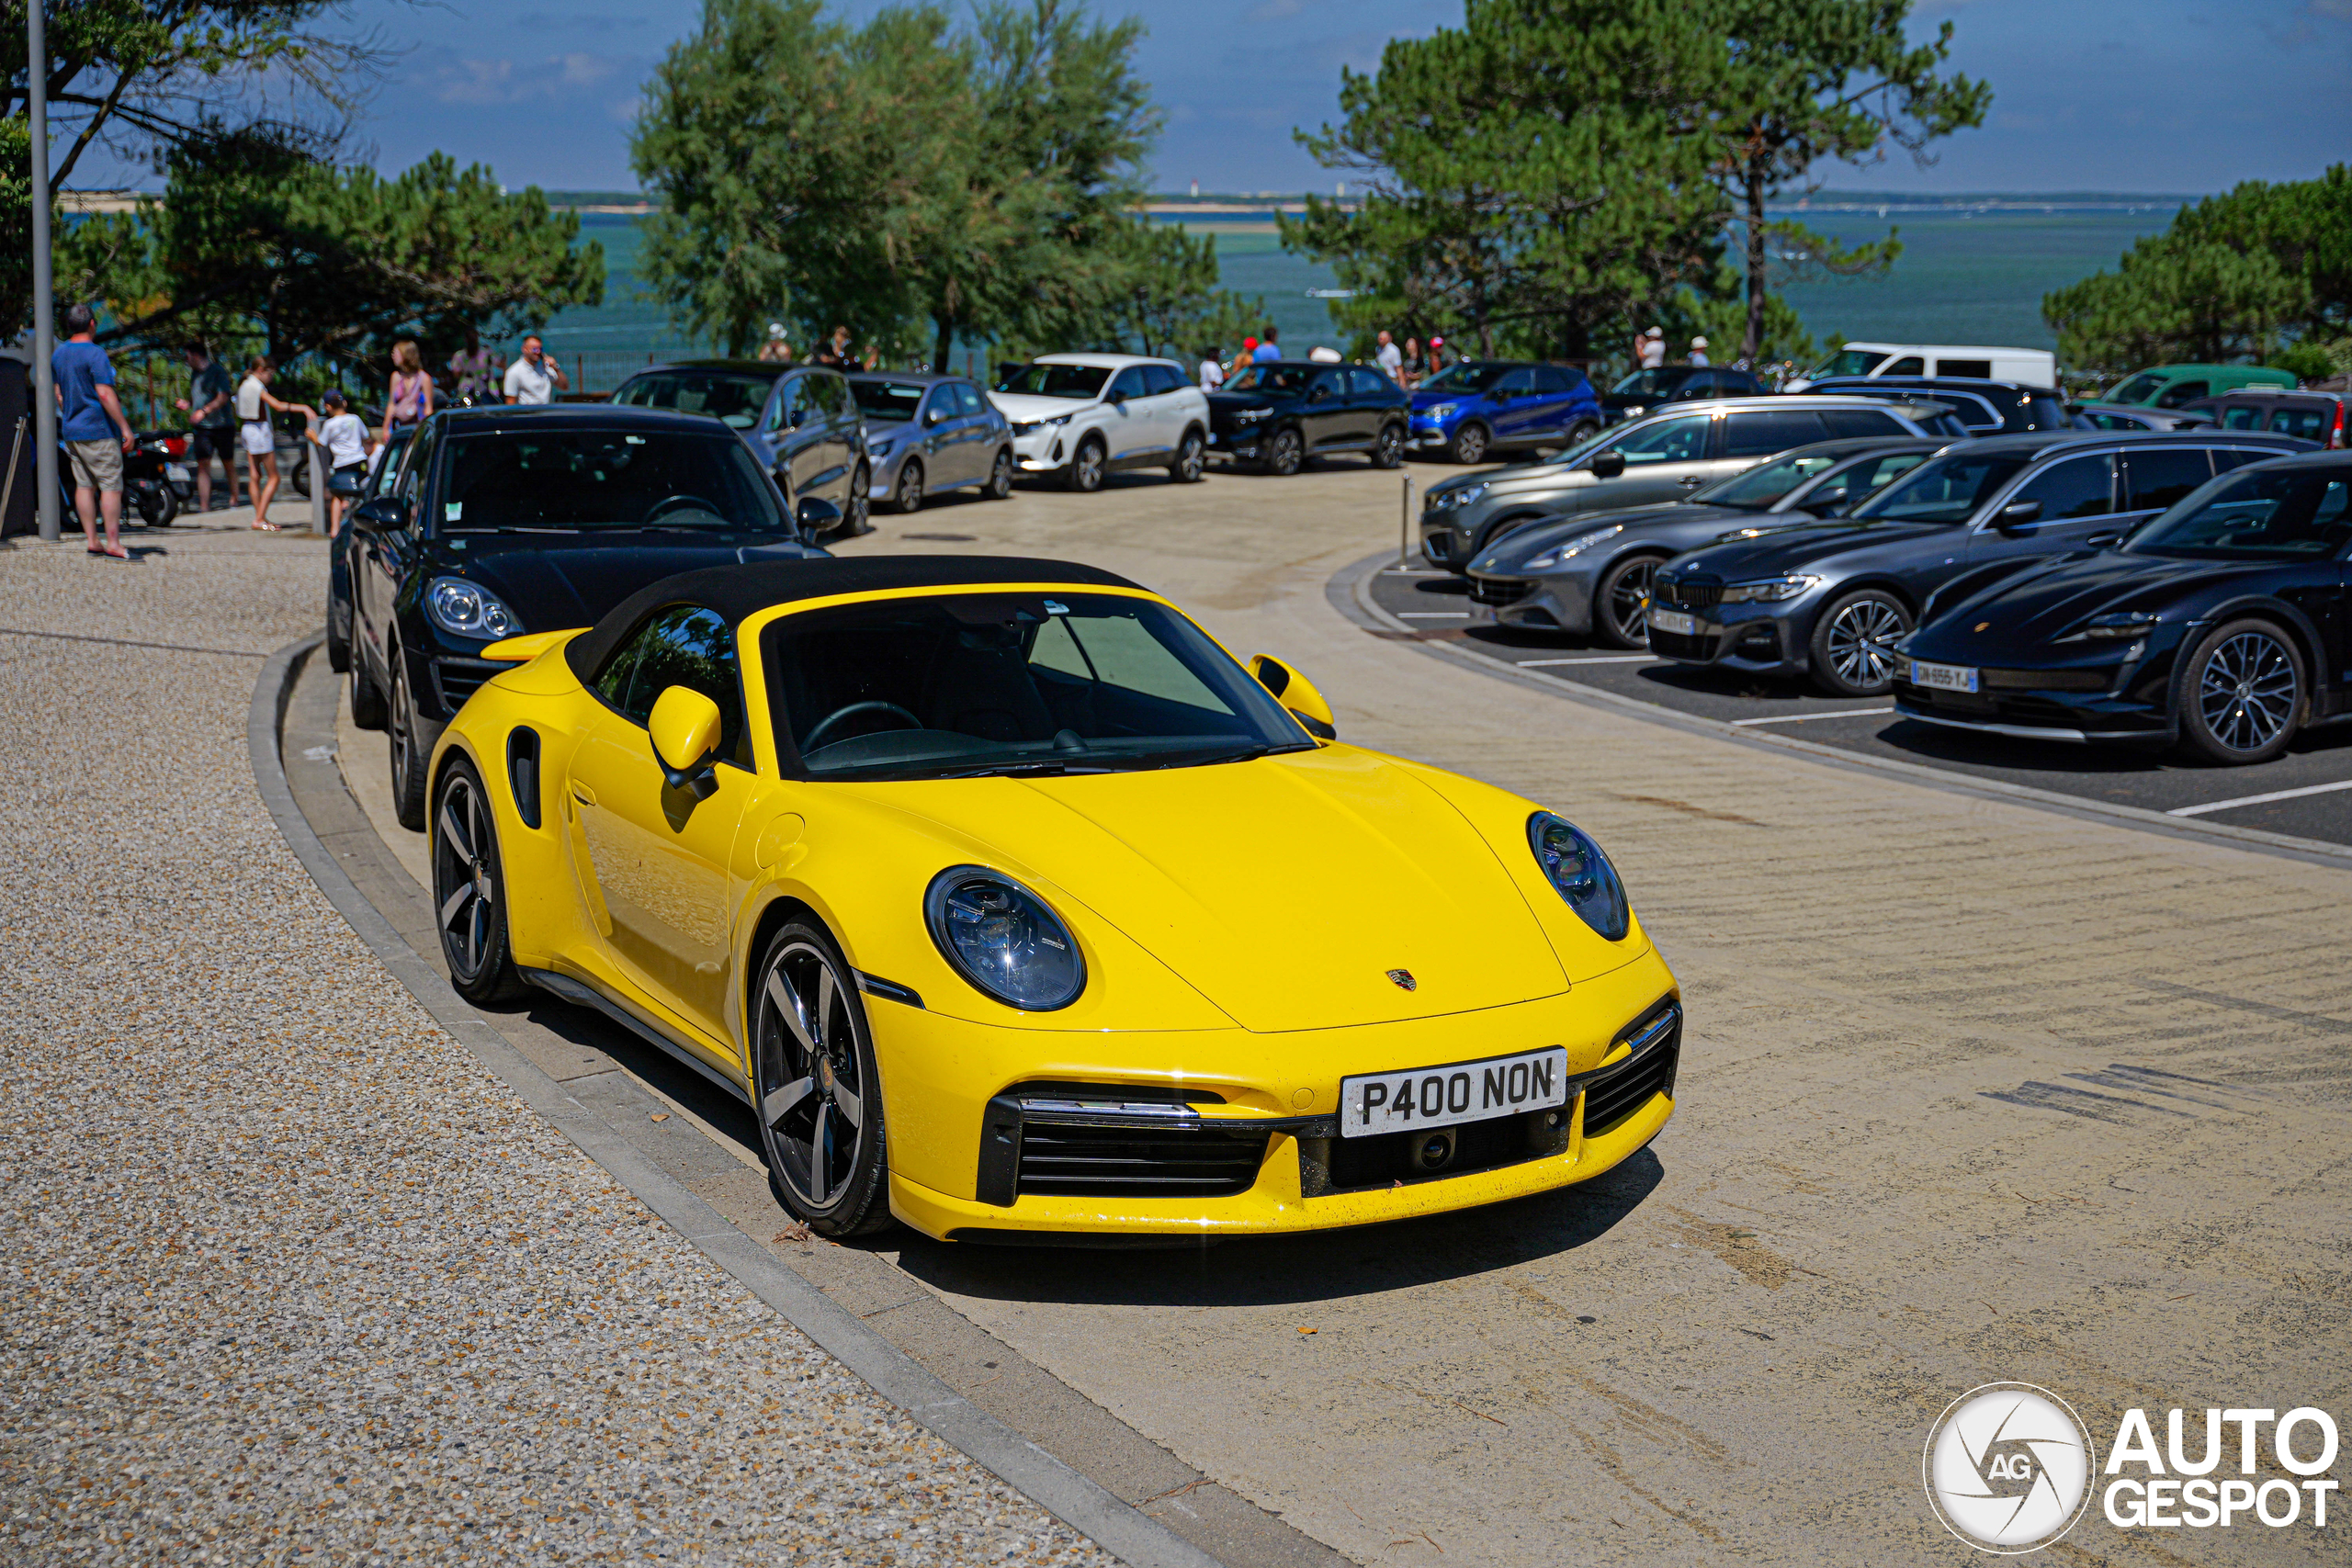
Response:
[846, 468, 872, 535]
[2174, 617, 2304, 765]
[890, 457, 925, 514]
[1064, 435, 1106, 493]
[1263, 427, 1304, 477]
[326, 598, 351, 674]
[1169, 427, 1205, 483]
[348, 649, 388, 729]
[387, 651, 431, 831]
[136, 484, 177, 528]
[430, 757, 526, 1003]
[1565, 421, 1600, 447]
[289, 457, 311, 500]
[986, 447, 1014, 499]
[1370, 422, 1405, 469]
[1807, 589, 1911, 697]
[1594, 554, 1669, 649]
[750, 919, 892, 1236]
[1449, 422, 1491, 466]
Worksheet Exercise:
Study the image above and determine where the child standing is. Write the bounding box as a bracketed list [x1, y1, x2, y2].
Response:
[307, 390, 375, 536]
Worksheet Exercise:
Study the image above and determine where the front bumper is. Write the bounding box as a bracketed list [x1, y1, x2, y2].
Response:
[1465, 569, 1598, 635]
[1891, 659, 2175, 742]
[1208, 420, 1272, 461]
[1009, 424, 1073, 474]
[1645, 600, 1811, 677]
[1409, 418, 1458, 449]
[873, 947, 1680, 1241]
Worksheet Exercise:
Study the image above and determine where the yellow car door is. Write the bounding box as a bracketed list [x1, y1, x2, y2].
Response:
[565, 604, 754, 1055]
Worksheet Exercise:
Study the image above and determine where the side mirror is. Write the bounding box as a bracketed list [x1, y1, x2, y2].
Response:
[349, 496, 408, 534]
[649, 686, 723, 799]
[1309, 385, 1330, 403]
[1996, 498, 2043, 531]
[795, 496, 842, 538]
[1589, 450, 1626, 479]
[923, 406, 946, 426]
[1103, 387, 1126, 405]
[1248, 654, 1336, 741]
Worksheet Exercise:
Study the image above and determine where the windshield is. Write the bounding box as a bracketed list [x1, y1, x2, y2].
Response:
[1852, 450, 2032, 525]
[1694, 450, 1847, 510]
[2107, 372, 2165, 407]
[1224, 363, 1316, 394]
[1608, 367, 1701, 398]
[442, 429, 787, 533]
[2125, 468, 2351, 559]
[611, 370, 778, 431]
[1808, 348, 1891, 380]
[849, 378, 927, 422]
[997, 363, 1110, 400]
[765, 592, 1315, 781]
[1420, 363, 1510, 396]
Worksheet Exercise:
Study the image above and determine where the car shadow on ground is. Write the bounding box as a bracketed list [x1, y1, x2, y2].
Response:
[1870, 715, 2352, 776]
[880, 1148, 1665, 1308]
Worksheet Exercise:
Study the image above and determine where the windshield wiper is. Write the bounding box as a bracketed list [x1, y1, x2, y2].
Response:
[938, 761, 1119, 779]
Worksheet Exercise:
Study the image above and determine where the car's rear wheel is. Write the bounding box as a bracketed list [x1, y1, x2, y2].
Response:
[846, 467, 872, 534]
[2176, 618, 2303, 765]
[430, 757, 525, 1003]
[890, 457, 924, 514]
[1065, 435, 1106, 493]
[1594, 553, 1668, 649]
[136, 484, 177, 528]
[388, 652, 431, 830]
[1370, 422, 1405, 468]
[1808, 589, 1910, 697]
[1450, 422, 1490, 465]
[1565, 421, 1600, 447]
[348, 649, 387, 729]
[986, 447, 1014, 499]
[1170, 428, 1205, 483]
[752, 919, 892, 1236]
[1263, 427, 1304, 477]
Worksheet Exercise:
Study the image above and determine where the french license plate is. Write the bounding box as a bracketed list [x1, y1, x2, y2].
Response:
[1909, 660, 1979, 693]
[166, 463, 190, 482]
[1649, 608, 1696, 637]
[1340, 1046, 1570, 1139]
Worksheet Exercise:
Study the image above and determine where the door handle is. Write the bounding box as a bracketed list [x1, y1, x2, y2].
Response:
[1677, 475, 1703, 488]
[571, 782, 597, 806]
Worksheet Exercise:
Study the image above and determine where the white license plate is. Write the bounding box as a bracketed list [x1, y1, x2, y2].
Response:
[1910, 660, 1979, 693]
[165, 463, 190, 481]
[1649, 608, 1696, 637]
[1340, 1046, 1571, 1139]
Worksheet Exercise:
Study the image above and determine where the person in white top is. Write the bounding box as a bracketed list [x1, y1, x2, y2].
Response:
[503, 334, 570, 405]
[1689, 336, 1710, 367]
[235, 355, 314, 531]
[1198, 345, 1225, 392]
[1637, 327, 1666, 369]
[304, 389, 377, 536]
[1374, 329, 1403, 383]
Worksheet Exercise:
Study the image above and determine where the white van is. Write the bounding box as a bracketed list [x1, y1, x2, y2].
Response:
[1787, 342, 2056, 390]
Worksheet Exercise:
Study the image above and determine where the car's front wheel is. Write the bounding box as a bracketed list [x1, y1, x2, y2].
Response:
[1564, 421, 1600, 447]
[890, 457, 925, 514]
[1370, 422, 1405, 469]
[430, 757, 525, 1003]
[349, 649, 387, 729]
[388, 651, 431, 829]
[846, 467, 872, 535]
[986, 447, 1014, 499]
[2176, 618, 2303, 765]
[1594, 554, 1668, 649]
[1450, 422, 1490, 465]
[1169, 428, 1205, 483]
[1065, 435, 1106, 493]
[751, 919, 892, 1236]
[1263, 427, 1304, 477]
[1808, 589, 1911, 697]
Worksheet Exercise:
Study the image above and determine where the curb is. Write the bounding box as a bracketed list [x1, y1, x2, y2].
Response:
[248, 636, 1225, 1568]
[1331, 552, 2352, 874]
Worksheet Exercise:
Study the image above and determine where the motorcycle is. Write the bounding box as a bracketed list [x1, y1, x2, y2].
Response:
[60, 434, 179, 528]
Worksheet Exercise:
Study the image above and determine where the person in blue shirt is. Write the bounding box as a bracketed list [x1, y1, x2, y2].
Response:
[1252, 327, 1283, 364]
[52, 303, 136, 558]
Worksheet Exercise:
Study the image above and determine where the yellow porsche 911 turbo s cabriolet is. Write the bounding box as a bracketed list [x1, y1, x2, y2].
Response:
[426, 556, 1680, 1242]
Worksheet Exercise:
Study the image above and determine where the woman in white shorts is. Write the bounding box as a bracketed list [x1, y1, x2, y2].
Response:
[235, 355, 314, 531]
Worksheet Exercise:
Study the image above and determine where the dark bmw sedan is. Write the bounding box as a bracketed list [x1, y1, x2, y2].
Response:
[1894, 453, 2352, 764]
[1464, 437, 1943, 647]
[340, 405, 832, 829]
[1207, 361, 1408, 474]
[1648, 430, 2312, 696]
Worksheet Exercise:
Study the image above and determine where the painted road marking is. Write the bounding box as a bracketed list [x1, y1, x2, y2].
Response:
[1515, 655, 1657, 666]
[2167, 778, 2352, 817]
[1730, 707, 1895, 727]
[1397, 612, 1471, 619]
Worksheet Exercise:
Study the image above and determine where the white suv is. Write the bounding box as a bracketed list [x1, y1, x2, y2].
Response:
[991, 354, 1211, 491]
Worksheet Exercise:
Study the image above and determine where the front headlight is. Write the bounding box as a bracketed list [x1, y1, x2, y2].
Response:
[1445, 481, 1489, 511]
[424, 576, 521, 640]
[1047, 412, 1075, 427]
[2069, 612, 2161, 641]
[1718, 575, 1819, 604]
[924, 867, 1086, 1010]
[1234, 407, 1271, 422]
[1427, 402, 1459, 420]
[1522, 525, 1623, 571]
[1527, 813, 1630, 942]
[868, 437, 897, 458]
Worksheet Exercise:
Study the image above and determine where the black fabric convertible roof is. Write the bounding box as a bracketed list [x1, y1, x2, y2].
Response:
[564, 556, 1146, 679]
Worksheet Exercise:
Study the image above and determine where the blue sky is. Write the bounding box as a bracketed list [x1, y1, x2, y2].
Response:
[247, 0, 2352, 194]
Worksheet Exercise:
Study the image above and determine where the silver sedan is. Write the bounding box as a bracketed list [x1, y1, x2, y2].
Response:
[849, 373, 1015, 513]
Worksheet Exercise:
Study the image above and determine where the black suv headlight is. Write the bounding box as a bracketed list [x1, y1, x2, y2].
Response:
[924, 867, 1086, 1010]
[424, 577, 522, 640]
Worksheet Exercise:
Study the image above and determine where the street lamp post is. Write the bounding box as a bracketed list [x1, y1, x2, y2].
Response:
[28, 0, 60, 542]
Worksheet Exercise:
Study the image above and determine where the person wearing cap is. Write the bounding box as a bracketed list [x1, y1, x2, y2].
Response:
[758, 323, 795, 364]
[1638, 327, 1666, 369]
[1429, 334, 1447, 372]
[1689, 336, 1710, 367]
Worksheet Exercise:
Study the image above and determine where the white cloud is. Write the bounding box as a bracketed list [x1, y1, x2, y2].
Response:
[433, 52, 628, 106]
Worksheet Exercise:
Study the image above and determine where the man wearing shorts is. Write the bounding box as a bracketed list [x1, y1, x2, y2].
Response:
[52, 303, 135, 558]
[175, 341, 240, 513]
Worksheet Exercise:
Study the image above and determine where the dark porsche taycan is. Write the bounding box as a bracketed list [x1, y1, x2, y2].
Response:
[1894, 452, 2352, 764]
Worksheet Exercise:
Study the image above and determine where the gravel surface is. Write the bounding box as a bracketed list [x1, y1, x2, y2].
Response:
[0, 528, 1110, 1566]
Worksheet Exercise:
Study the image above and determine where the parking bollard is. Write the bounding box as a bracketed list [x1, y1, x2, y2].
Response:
[309, 451, 329, 536]
[1398, 475, 1412, 568]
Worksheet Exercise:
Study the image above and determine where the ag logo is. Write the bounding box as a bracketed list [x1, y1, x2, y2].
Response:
[1924, 1382, 2093, 1552]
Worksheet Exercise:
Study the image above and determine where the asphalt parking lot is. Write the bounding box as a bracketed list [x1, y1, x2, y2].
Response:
[1366, 561, 2352, 849]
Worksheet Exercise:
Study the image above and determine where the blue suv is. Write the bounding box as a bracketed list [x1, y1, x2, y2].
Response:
[1409, 360, 1603, 465]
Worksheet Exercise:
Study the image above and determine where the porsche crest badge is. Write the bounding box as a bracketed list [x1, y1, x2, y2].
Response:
[1386, 968, 1418, 992]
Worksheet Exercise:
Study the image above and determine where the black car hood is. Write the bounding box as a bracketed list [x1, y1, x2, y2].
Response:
[1908, 550, 2276, 658]
[1207, 391, 1286, 413]
[438, 531, 822, 630]
[1672, 519, 1956, 579]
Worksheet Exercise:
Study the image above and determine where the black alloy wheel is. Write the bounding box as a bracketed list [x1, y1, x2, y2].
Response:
[986, 447, 1014, 499]
[1450, 422, 1490, 466]
[751, 921, 891, 1236]
[891, 457, 925, 514]
[1170, 428, 1206, 483]
[1066, 436, 1106, 493]
[2176, 618, 2303, 765]
[1808, 589, 1911, 697]
[387, 652, 431, 829]
[136, 486, 177, 528]
[1263, 427, 1304, 477]
[1370, 422, 1405, 469]
[348, 649, 387, 729]
[430, 758, 525, 1003]
[1594, 554, 1668, 649]
[1565, 421, 1600, 447]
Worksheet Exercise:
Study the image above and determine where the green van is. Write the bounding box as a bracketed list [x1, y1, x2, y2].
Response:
[2105, 364, 2297, 409]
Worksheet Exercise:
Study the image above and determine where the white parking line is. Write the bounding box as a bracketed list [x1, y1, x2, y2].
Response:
[1381, 568, 1447, 577]
[1730, 707, 1894, 727]
[2167, 778, 2352, 818]
[1397, 612, 1471, 619]
[1515, 655, 1657, 666]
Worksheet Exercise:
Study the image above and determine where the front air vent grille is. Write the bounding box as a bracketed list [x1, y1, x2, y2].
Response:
[1657, 576, 1723, 611]
[1582, 1032, 1681, 1137]
[1017, 1122, 1270, 1198]
[1469, 577, 1533, 606]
